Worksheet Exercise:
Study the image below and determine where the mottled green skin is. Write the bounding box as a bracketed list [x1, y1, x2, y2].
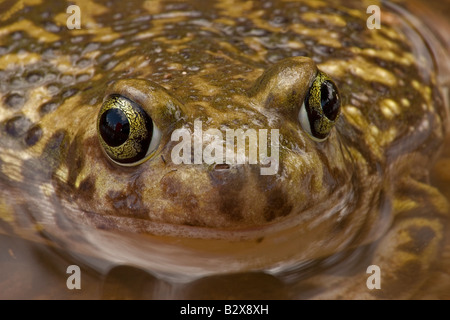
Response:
[0, 0, 448, 299]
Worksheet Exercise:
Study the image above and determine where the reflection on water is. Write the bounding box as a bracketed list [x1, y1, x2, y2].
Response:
[1, 0, 450, 299]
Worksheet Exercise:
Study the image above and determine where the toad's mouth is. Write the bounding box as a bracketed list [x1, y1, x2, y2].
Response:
[20, 171, 392, 277]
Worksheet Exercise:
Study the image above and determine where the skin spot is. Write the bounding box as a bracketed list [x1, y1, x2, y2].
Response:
[39, 130, 68, 176]
[61, 88, 79, 99]
[209, 168, 245, 221]
[4, 93, 25, 109]
[76, 176, 96, 201]
[160, 175, 181, 198]
[60, 74, 74, 84]
[315, 147, 341, 192]
[219, 195, 243, 221]
[21, 130, 69, 183]
[43, 21, 61, 33]
[46, 84, 60, 95]
[264, 187, 293, 222]
[160, 175, 199, 212]
[75, 58, 91, 69]
[106, 188, 147, 218]
[24, 125, 43, 146]
[397, 226, 436, 255]
[10, 31, 24, 40]
[3, 115, 32, 138]
[76, 73, 91, 82]
[66, 135, 84, 187]
[39, 100, 60, 116]
[25, 71, 44, 83]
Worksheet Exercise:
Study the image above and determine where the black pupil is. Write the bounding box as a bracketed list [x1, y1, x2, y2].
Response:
[320, 80, 340, 121]
[99, 108, 130, 147]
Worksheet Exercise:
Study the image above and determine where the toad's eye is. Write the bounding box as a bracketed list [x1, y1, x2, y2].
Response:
[298, 70, 341, 141]
[97, 94, 161, 166]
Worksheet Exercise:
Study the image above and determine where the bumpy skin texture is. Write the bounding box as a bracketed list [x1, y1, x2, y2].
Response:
[0, 0, 448, 299]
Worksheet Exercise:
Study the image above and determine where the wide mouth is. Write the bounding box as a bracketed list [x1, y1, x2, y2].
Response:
[20, 176, 391, 279]
[64, 180, 355, 240]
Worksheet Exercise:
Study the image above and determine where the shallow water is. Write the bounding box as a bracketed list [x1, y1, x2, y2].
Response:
[1, 0, 450, 299]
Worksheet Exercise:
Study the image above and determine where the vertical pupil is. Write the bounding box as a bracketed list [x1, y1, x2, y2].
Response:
[100, 108, 130, 147]
[320, 80, 340, 121]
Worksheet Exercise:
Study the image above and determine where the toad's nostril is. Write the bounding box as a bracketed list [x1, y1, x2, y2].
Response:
[214, 163, 230, 170]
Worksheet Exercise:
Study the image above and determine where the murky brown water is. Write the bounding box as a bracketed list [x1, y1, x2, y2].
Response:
[1, 0, 449, 300]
